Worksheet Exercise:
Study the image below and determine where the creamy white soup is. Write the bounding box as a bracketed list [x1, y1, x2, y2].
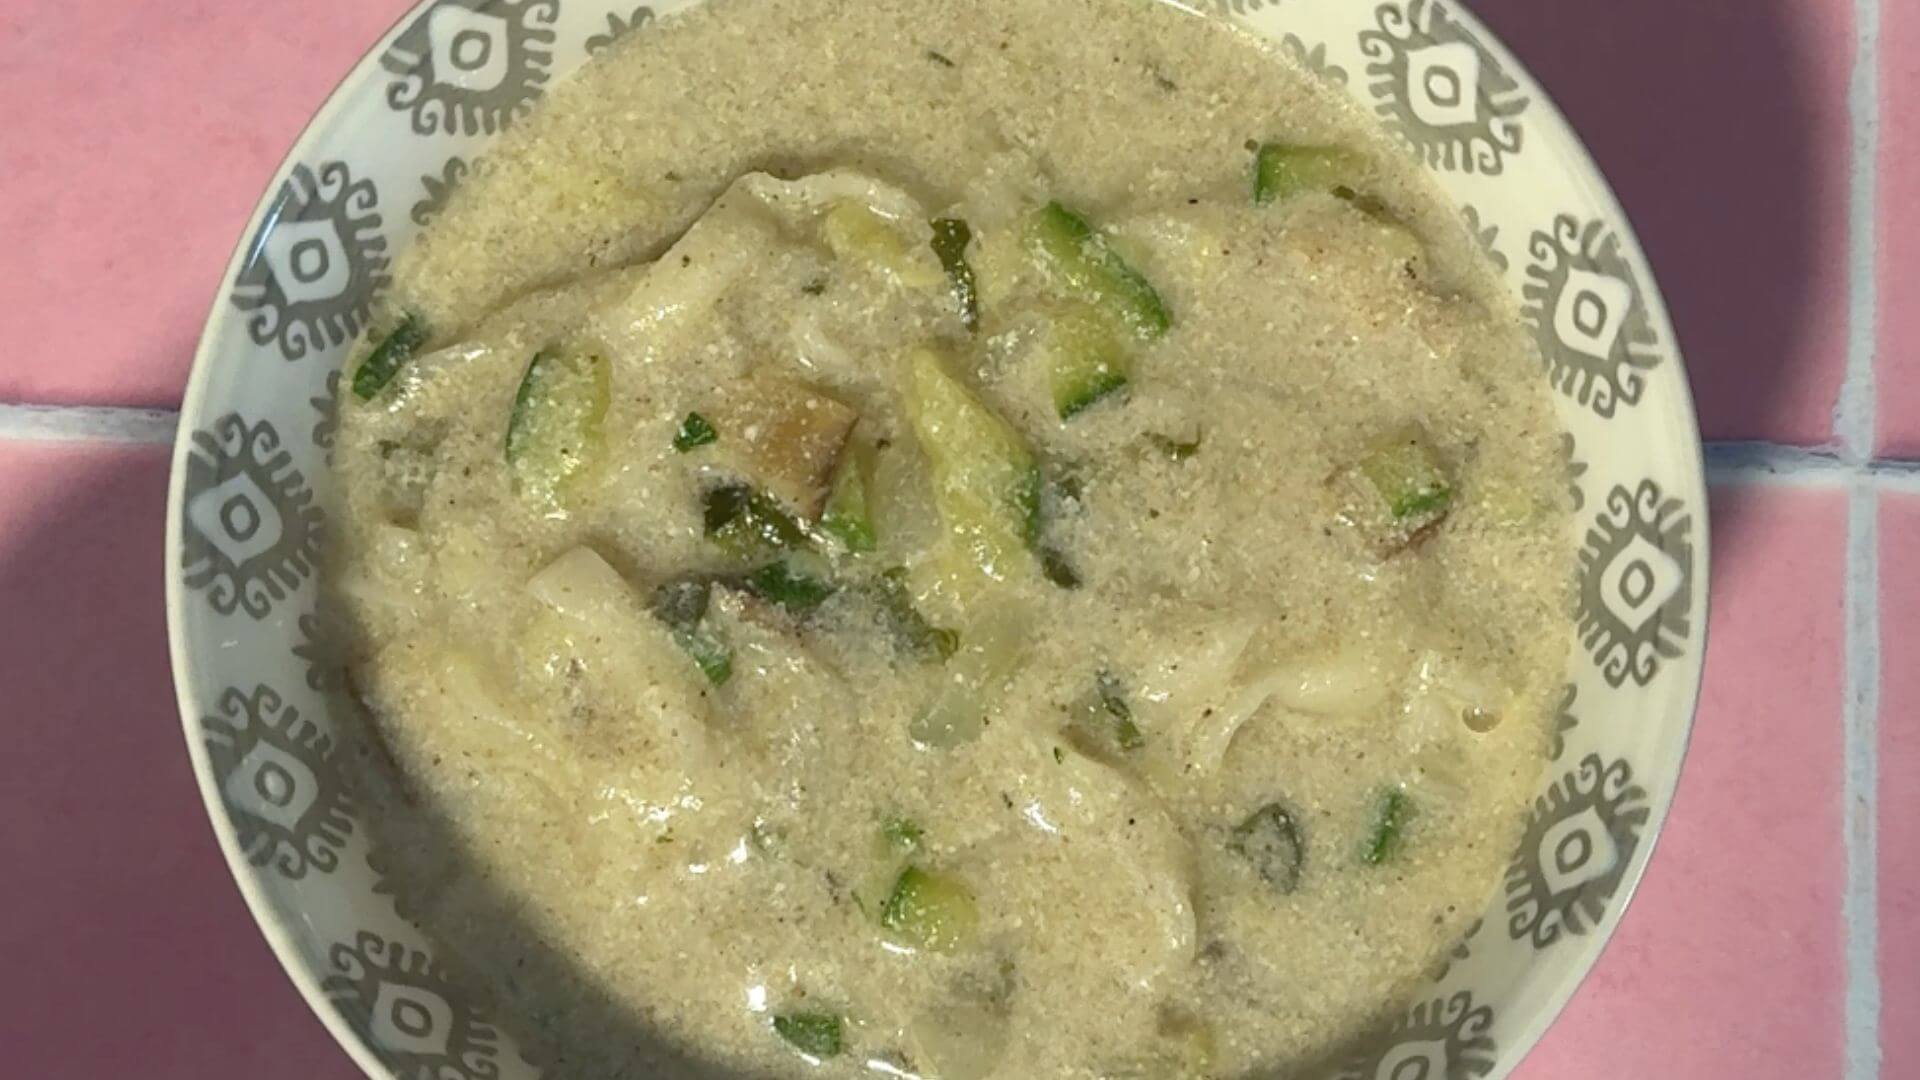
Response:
[329, 0, 1574, 1076]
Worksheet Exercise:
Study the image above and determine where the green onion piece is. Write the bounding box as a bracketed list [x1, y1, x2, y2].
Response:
[676, 629, 733, 685]
[772, 1012, 844, 1058]
[820, 439, 878, 553]
[1097, 672, 1144, 750]
[872, 567, 960, 661]
[931, 217, 980, 332]
[743, 561, 836, 615]
[1362, 789, 1413, 866]
[672, 411, 718, 452]
[702, 484, 811, 555]
[351, 314, 429, 401]
[647, 576, 733, 686]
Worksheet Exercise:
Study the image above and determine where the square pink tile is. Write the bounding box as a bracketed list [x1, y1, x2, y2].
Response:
[1476, 1, 1855, 445]
[0, 440, 348, 1077]
[0, 0, 401, 409]
[1518, 486, 1848, 1079]
[1879, 3, 1920, 456]
[1879, 495, 1920, 1076]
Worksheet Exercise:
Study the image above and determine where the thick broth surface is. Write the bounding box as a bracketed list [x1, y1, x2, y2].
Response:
[331, 0, 1574, 1076]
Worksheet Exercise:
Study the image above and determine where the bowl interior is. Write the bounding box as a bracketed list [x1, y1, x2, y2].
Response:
[166, 1, 1709, 1076]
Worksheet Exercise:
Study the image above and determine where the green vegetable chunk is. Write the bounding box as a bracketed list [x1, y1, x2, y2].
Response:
[881, 817, 924, 854]
[1252, 143, 1370, 206]
[931, 217, 980, 332]
[1339, 424, 1454, 553]
[1230, 802, 1305, 894]
[872, 567, 960, 661]
[647, 577, 734, 686]
[505, 348, 612, 505]
[1097, 672, 1145, 750]
[1065, 670, 1144, 760]
[880, 866, 978, 952]
[820, 438, 878, 553]
[743, 561, 836, 615]
[676, 629, 734, 685]
[1362, 788, 1413, 865]
[1042, 304, 1132, 419]
[672, 411, 718, 452]
[702, 484, 812, 556]
[1253, 143, 1425, 270]
[772, 1012, 844, 1058]
[903, 348, 1042, 577]
[352, 315, 430, 401]
[1363, 429, 1452, 519]
[1026, 202, 1172, 341]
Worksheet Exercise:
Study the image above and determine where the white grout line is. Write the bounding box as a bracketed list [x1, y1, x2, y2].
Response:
[1704, 442, 1920, 492]
[1846, 480, 1884, 1080]
[0, 404, 179, 446]
[1842, 0, 1884, 1075]
[1838, 2, 1884, 466]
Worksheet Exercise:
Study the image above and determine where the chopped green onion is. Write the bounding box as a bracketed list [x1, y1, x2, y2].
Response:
[352, 314, 429, 401]
[702, 484, 811, 555]
[772, 1012, 844, 1058]
[872, 568, 960, 661]
[1362, 788, 1413, 866]
[931, 217, 980, 332]
[820, 439, 878, 553]
[1097, 672, 1144, 750]
[647, 576, 733, 686]
[672, 411, 718, 452]
[743, 561, 836, 615]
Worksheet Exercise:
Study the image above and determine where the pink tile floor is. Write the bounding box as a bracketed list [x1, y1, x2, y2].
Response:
[0, 0, 1909, 1077]
[1880, 497, 1920, 1080]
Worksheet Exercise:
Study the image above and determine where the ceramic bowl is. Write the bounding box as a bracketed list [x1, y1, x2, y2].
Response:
[165, 1, 1709, 1076]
